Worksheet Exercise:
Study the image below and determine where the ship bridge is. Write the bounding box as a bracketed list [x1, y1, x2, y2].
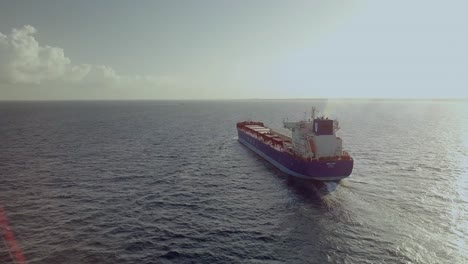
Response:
[283, 107, 343, 159]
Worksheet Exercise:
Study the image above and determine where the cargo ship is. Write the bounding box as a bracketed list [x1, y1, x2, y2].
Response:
[237, 107, 353, 181]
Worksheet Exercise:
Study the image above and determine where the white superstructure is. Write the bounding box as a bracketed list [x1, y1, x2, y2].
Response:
[283, 107, 343, 159]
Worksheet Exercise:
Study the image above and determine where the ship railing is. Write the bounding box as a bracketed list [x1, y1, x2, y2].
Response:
[241, 128, 286, 149]
[292, 154, 353, 162]
[340, 151, 352, 160]
[236, 121, 264, 128]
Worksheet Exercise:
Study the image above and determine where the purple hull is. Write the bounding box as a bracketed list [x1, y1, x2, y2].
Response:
[238, 129, 353, 181]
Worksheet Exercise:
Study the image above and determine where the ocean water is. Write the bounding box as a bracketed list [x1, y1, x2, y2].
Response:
[0, 100, 467, 264]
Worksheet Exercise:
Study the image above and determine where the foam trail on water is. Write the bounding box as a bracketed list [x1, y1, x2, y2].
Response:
[324, 181, 338, 193]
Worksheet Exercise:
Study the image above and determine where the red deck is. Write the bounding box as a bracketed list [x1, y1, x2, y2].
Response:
[236, 121, 289, 148]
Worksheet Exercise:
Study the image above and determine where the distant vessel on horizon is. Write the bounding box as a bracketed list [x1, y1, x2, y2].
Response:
[237, 107, 353, 181]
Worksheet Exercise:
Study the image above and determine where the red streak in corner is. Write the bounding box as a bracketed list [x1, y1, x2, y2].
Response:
[0, 207, 26, 264]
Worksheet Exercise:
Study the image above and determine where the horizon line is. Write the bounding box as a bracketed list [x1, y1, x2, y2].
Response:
[0, 97, 467, 102]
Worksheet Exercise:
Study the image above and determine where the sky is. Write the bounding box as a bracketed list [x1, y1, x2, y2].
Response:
[0, 0, 467, 100]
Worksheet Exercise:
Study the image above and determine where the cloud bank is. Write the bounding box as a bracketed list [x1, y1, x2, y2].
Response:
[0, 25, 168, 88]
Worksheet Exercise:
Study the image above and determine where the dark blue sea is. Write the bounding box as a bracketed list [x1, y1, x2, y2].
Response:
[0, 100, 467, 264]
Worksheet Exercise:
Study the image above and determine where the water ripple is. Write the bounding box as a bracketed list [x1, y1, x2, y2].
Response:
[0, 100, 467, 264]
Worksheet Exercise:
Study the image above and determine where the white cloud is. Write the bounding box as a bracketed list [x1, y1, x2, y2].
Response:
[0, 25, 70, 84]
[0, 25, 165, 88]
[77, 64, 120, 85]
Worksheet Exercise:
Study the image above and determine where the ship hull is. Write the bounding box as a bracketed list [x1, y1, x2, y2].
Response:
[238, 129, 353, 181]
